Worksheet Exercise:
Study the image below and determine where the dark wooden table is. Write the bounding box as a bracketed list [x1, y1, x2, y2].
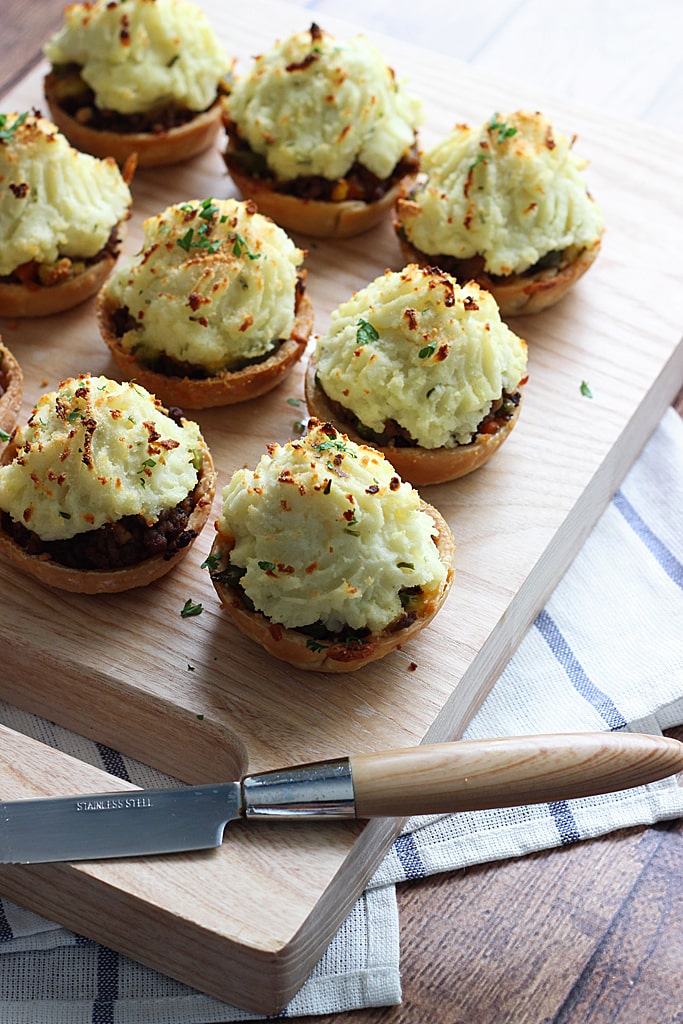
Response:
[3, 2, 682, 1021]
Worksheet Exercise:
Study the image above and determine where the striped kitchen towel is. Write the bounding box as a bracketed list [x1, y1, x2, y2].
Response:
[0, 407, 681, 1021]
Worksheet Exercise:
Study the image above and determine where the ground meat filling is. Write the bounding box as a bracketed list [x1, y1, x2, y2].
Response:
[315, 377, 523, 448]
[396, 225, 569, 286]
[46, 65, 222, 135]
[0, 225, 123, 289]
[1, 493, 198, 570]
[109, 275, 308, 379]
[210, 559, 421, 650]
[223, 120, 420, 204]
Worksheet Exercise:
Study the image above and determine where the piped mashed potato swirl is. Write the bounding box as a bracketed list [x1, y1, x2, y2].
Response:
[314, 266, 528, 449]
[44, 0, 231, 115]
[101, 198, 305, 372]
[224, 23, 422, 182]
[0, 111, 131, 277]
[0, 375, 203, 542]
[398, 110, 603, 276]
[215, 420, 448, 634]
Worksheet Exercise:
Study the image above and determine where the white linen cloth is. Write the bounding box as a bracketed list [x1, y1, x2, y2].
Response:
[0, 407, 681, 1022]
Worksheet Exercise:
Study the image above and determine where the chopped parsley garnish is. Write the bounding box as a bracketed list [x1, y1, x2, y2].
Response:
[306, 637, 328, 653]
[317, 437, 343, 453]
[315, 437, 356, 457]
[418, 342, 437, 359]
[0, 111, 28, 142]
[176, 225, 222, 255]
[198, 198, 220, 221]
[231, 232, 255, 258]
[580, 380, 593, 398]
[356, 318, 379, 346]
[343, 636, 366, 648]
[176, 227, 197, 252]
[0, 427, 10, 443]
[180, 598, 203, 618]
[489, 114, 518, 143]
[343, 506, 360, 534]
[175, 200, 228, 254]
[175, 202, 261, 260]
[258, 560, 276, 572]
[201, 553, 221, 571]
[138, 457, 156, 486]
[468, 152, 489, 173]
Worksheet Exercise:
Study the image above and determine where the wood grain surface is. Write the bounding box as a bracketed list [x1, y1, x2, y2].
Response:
[1, 1, 683, 1020]
[349, 734, 683, 817]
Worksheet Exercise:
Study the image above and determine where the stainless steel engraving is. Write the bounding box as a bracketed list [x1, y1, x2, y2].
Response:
[0, 782, 242, 864]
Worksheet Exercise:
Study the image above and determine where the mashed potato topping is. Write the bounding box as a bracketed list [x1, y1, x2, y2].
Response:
[102, 198, 305, 372]
[44, 0, 231, 115]
[399, 110, 603, 276]
[314, 266, 528, 448]
[0, 111, 131, 277]
[216, 419, 447, 633]
[0, 375, 203, 541]
[225, 24, 422, 182]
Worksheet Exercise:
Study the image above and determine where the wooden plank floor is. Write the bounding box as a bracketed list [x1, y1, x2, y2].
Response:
[3, 1, 683, 1021]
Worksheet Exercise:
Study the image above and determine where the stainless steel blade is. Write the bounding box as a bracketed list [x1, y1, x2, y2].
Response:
[0, 783, 241, 863]
[0, 758, 357, 864]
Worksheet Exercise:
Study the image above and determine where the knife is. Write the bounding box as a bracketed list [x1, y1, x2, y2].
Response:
[1, 731, 681, 864]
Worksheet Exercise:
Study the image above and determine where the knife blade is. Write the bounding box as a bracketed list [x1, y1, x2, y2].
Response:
[1, 731, 681, 864]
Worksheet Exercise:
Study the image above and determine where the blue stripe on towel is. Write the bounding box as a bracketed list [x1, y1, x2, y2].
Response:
[534, 609, 627, 731]
[96, 744, 131, 783]
[614, 489, 683, 589]
[534, 608, 628, 845]
[547, 801, 582, 845]
[394, 832, 425, 879]
[92, 946, 118, 1024]
[0, 902, 13, 942]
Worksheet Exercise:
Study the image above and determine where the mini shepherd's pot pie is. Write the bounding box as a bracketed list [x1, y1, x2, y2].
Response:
[0, 341, 23, 441]
[97, 197, 313, 408]
[0, 111, 133, 318]
[0, 374, 215, 594]
[43, 0, 233, 167]
[394, 110, 604, 315]
[222, 23, 422, 239]
[305, 265, 528, 486]
[208, 419, 454, 672]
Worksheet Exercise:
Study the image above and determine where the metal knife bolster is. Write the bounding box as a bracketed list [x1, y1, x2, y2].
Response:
[241, 758, 356, 819]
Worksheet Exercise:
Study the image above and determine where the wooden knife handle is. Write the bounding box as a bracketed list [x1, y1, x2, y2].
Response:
[349, 732, 683, 818]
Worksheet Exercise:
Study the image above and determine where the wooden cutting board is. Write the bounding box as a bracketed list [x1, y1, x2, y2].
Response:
[0, 0, 682, 1013]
